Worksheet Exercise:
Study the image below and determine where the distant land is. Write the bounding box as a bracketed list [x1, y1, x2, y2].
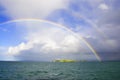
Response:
[53, 59, 105, 62]
[54, 59, 81, 62]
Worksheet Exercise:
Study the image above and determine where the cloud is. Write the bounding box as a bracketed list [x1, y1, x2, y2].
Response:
[0, 0, 69, 19]
[0, 46, 15, 61]
[98, 3, 109, 10]
[7, 21, 96, 61]
[98, 10, 120, 26]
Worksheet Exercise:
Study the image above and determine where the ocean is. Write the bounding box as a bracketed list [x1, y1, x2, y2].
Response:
[0, 61, 120, 80]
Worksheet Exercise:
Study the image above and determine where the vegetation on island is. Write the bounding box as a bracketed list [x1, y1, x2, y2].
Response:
[54, 59, 76, 62]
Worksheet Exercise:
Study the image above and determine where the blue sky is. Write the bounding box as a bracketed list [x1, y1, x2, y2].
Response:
[0, 0, 120, 61]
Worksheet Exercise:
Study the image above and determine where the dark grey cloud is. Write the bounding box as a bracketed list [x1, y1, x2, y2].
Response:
[98, 10, 120, 26]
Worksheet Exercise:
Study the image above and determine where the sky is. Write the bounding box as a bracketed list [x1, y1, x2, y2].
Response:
[0, 0, 120, 61]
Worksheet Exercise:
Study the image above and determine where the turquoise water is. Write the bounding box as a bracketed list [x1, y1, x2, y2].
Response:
[0, 61, 120, 80]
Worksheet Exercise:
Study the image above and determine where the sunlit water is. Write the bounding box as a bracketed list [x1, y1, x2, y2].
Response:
[0, 61, 120, 80]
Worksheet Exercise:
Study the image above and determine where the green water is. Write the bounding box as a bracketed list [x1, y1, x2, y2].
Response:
[0, 61, 120, 80]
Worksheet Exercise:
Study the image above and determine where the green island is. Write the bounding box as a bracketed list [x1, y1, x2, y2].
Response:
[54, 59, 76, 62]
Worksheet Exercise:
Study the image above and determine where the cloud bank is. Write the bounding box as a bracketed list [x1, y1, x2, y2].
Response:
[0, 0, 69, 19]
[7, 21, 96, 61]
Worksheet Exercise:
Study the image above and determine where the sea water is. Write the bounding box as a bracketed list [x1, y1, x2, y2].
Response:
[0, 61, 120, 80]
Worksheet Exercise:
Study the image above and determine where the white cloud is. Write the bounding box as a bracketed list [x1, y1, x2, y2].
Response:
[0, 46, 15, 61]
[0, 0, 69, 19]
[8, 35, 81, 55]
[98, 3, 109, 10]
[8, 42, 33, 55]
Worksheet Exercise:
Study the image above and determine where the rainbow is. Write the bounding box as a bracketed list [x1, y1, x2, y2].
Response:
[0, 18, 101, 61]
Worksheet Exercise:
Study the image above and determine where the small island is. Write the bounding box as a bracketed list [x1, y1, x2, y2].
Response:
[54, 59, 76, 62]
